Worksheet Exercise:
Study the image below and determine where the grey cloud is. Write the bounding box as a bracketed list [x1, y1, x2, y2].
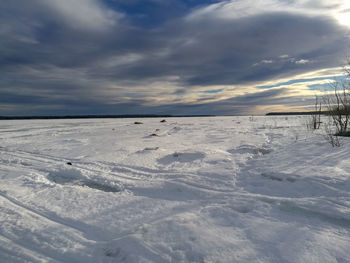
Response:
[3, 5, 348, 84]
[163, 13, 349, 85]
[78, 12, 349, 87]
[0, 0, 349, 115]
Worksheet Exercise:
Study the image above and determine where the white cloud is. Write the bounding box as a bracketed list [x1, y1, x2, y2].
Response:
[279, 54, 289, 59]
[261, 59, 273, 64]
[295, 59, 310, 64]
[253, 59, 274, 67]
[187, 0, 350, 27]
[102, 54, 144, 68]
[37, 0, 122, 31]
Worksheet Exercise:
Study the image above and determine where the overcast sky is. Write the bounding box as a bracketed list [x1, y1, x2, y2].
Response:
[1, 0, 350, 116]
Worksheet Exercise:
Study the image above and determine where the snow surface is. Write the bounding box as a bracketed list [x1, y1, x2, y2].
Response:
[0, 116, 350, 263]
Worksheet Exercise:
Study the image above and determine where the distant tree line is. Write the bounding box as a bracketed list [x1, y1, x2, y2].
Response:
[0, 114, 216, 120]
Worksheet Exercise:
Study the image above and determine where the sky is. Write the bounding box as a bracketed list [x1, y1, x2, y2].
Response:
[1, 0, 350, 116]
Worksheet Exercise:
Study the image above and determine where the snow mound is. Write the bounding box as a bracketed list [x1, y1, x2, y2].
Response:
[48, 167, 123, 193]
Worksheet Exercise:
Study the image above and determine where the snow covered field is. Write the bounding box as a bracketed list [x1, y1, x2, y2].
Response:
[0, 116, 350, 263]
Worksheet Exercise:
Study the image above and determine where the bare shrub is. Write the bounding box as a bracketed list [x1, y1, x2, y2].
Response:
[323, 121, 341, 147]
[311, 61, 350, 146]
[307, 95, 322, 131]
[323, 80, 350, 136]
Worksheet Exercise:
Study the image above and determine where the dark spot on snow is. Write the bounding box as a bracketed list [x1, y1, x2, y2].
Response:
[66, 162, 72, 165]
[258, 148, 273, 155]
[261, 173, 283, 181]
[261, 172, 299, 183]
[150, 133, 158, 137]
[286, 177, 297, 182]
[160, 119, 166, 123]
[104, 247, 121, 257]
[82, 181, 121, 193]
[144, 147, 159, 151]
[134, 121, 143, 124]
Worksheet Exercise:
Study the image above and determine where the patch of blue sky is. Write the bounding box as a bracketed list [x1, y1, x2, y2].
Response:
[256, 76, 339, 89]
[200, 89, 224, 94]
[308, 75, 348, 90]
[122, 92, 141, 98]
[103, 0, 222, 27]
[307, 83, 333, 91]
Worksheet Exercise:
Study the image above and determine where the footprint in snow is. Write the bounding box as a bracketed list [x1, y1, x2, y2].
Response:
[157, 152, 205, 165]
[167, 126, 181, 135]
[228, 144, 273, 155]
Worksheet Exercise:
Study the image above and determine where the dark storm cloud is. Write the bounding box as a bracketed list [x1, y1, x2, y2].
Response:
[45, 12, 348, 85]
[0, 0, 349, 115]
[138, 13, 349, 86]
